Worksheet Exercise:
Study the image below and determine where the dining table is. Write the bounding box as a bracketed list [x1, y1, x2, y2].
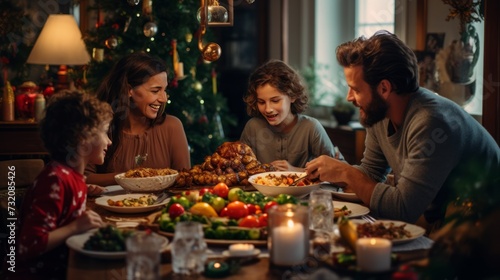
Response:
[66, 185, 434, 279]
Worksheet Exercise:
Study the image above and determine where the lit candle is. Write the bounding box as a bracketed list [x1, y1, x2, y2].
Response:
[205, 261, 229, 277]
[271, 219, 305, 266]
[356, 238, 392, 272]
[229, 243, 254, 256]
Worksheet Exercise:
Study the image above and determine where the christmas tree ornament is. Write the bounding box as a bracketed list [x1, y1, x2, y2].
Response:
[123, 16, 132, 33]
[192, 81, 203, 92]
[197, 7, 212, 23]
[198, 114, 209, 124]
[185, 32, 193, 43]
[127, 0, 140, 5]
[201, 42, 221, 62]
[143, 0, 153, 15]
[208, 5, 228, 23]
[105, 36, 119, 49]
[143, 21, 158, 37]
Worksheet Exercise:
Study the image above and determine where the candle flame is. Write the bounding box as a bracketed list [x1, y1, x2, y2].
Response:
[214, 262, 221, 269]
[287, 219, 295, 228]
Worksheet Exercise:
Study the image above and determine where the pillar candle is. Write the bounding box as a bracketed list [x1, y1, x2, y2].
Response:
[271, 219, 305, 265]
[356, 238, 392, 272]
[211, 68, 217, 94]
[176, 62, 184, 78]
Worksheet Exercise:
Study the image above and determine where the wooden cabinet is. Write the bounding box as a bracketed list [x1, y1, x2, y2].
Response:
[0, 121, 48, 161]
[322, 121, 366, 165]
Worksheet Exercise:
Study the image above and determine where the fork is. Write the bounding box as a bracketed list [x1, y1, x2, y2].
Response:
[154, 192, 170, 204]
[362, 215, 376, 223]
[289, 175, 308, 186]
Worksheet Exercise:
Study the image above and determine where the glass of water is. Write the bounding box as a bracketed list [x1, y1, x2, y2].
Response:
[126, 231, 163, 280]
[171, 221, 207, 275]
[308, 189, 334, 233]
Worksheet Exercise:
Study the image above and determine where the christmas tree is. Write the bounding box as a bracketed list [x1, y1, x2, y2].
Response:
[77, 0, 235, 165]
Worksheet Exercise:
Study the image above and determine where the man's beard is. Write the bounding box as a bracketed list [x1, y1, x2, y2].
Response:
[359, 88, 388, 127]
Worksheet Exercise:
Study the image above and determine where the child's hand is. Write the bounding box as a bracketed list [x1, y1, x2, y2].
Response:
[87, 184, 105, 196]
[271, 160, 292, 171]
[74, 210, 105, 233]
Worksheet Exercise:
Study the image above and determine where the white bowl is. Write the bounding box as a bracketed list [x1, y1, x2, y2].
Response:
[248, 171, 321, 198]
[114, 172, 178, 192]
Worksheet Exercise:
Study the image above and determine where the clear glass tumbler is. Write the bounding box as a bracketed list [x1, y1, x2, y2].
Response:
[308, 189, 334, 233]
[171, 221, 207, 275]
[126, 231, 163, 280]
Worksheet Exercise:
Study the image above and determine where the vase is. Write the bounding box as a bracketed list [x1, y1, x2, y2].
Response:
[445, 25, 480, 84]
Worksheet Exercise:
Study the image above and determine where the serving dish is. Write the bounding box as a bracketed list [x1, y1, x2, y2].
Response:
[95, 193, 170, 214]
[248, 171, 321, 197]
[114, 171, 178, 192]
[66, 229, 169, 259]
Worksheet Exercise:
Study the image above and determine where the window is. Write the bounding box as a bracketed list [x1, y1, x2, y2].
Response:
[355, 0, 395, 37]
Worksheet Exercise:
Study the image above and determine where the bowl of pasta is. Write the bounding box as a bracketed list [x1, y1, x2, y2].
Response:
[248, 171, 321, 197]
[114, 168, 178, 192]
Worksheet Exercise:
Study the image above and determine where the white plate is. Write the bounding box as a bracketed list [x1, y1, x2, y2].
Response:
[335, 201, 370, 218]
[320, 184, 361, 202]
[350, 219, 426, 245]
[222, 249, 261, 258]
[66, 229, 169, 259]
[95, 193, 169, 214]
[102, 185, 125, 195]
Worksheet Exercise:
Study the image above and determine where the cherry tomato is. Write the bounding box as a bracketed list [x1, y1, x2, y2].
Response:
[199, 188, 213, 197]
[263, 201, 278, 213]
[258, 213, 268, 227]
[168, 203, 185, 219]
[226, 201, 249, 219]
[212, 182, 229, 199]
[238, 215, 260, 228]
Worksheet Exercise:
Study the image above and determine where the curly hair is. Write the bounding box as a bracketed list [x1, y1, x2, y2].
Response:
[336, 30, 419, 94]
[40, 90, 113, 164]
[243, 59, 309, 117]
[95, 52, 168, 168]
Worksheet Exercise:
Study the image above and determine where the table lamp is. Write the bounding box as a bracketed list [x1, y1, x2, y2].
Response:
[27, 14, 90, 91]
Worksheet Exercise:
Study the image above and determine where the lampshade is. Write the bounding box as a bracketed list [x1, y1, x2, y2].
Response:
[27, 14, 90, 66]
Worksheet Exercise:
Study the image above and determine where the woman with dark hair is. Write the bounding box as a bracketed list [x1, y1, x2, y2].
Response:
[306, 31, 500, 229]
[240, 59, 342, 171]
[85, 52, 190, 186]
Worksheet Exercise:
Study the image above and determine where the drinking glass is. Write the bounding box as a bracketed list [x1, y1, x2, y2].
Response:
[308, 189, 334, 233]
[171, 221, 207, 275]
[126, 231, 163, 280]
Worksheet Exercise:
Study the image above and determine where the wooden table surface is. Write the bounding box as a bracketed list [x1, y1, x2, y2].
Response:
[67, 188, 430, 279]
